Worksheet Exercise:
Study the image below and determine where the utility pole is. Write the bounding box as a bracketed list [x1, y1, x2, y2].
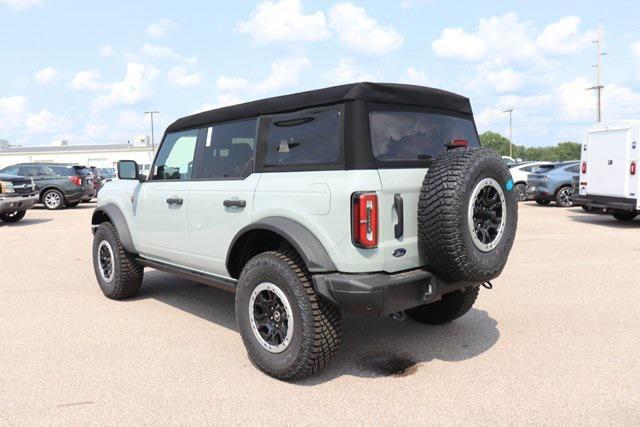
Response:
[503, 108, 513, 158]
[144, 111, 159, 153]
[587, 21, 606, 122]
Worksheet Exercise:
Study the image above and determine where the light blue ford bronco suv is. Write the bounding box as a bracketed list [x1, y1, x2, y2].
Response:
[91, 83, 518, 380]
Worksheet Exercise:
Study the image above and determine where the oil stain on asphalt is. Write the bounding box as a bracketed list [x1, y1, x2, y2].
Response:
[360, 352, 419, 377]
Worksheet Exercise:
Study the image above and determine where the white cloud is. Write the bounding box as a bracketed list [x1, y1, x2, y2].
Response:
[485, 68, 525, 93]
[237, 0, 329, 43]
[141, 44, 181, 60]
[329, 3, 404, 55]
[323, 58, 375, 85]
[557, 77, 594, 121]
[401, 0, 433, 9]
[0, 96, 28, 130]
[0, 0, 42, 10]
[34, 67, 60, 85]
[399, 67, 429, 86]
[432, 28, 486, 61]
[69, 70, 106, 91]
[94, 62, 159, 108]
[146, 18, 177, 38]
[84, 122, 109, 138]
[116, 110, 145, 129]
[24, 110, 72, 134]
[99, 45, 115, 58]
[475, 107, 508, 131]
[633, 40, 640, 59]
[255, 56, 311, 93]
[167, 64, 203, 87]
[217, 76, 250, 92]
[536, 16, 593, 55]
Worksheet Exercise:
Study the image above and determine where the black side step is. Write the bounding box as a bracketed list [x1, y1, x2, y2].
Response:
[137, 258, 237, 293]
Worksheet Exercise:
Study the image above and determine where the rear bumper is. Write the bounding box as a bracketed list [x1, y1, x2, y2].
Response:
[572, 195, 636, 211]
[312, 269, 479, 317]
[0, 193, 38, 214]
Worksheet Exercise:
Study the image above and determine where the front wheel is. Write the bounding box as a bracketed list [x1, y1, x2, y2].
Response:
[92, 222, 143, 299]
[555, 186, 574, 207]
[235, 250, 342, 380]
[0, 210, 26, 222]
[406, 287, 479, 325]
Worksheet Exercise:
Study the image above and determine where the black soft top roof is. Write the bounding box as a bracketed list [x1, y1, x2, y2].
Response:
[166, 82, 472, 133]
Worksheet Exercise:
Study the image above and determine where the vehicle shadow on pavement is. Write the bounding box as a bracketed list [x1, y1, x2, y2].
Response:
[140, 270, 499, 384]
[0, 218, 52, 227]
[568, 212, 640, 229]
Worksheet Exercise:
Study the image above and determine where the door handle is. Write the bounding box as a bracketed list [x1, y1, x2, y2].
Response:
[394, 193, 404, 239]
[223, 199, 246, 208]
[166, 196, 183, 206]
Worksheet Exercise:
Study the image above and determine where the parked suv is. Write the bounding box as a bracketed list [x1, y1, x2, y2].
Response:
[90, 83, 518, 380]
[526, 161, 580, 207]
[0, 163, 95, 209]
[0, 172, 37, 222]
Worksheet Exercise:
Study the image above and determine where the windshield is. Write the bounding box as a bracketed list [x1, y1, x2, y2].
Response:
[369, 111, 479, 162]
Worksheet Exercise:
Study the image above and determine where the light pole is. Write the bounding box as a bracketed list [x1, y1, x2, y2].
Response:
[502, 108, 513, 158]
[144, 111, 159, 154]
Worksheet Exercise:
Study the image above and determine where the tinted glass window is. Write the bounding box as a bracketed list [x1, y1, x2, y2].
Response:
[1, 166, 20, 175]
[369, 111, 479, 162]
[535, 165, 555, 173]
[521, 166, 532, 172]
[565, 164, 579, 173]
[152, 129, 198, 180]
[18, 165, 46, 176]
[265, 110, 340, 166]
[50, 166, 75, 176]
[201, 119, 257, 178]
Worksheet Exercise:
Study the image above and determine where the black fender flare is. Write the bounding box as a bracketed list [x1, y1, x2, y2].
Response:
[227, 217, 336, 274]
[91, 203, 136, 254]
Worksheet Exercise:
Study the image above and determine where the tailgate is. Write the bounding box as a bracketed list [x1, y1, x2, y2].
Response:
[585, 128, 633, 197]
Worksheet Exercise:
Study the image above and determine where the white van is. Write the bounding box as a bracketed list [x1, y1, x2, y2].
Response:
[574, 120, 640, 221]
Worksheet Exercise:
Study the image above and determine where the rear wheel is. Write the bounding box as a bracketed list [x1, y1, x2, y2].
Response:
[535, 199, 551, 206]
[406, 287, 479, 325]
[42, 189, 64, 210]
[235, 250, 342, 380]
[613, 211, 637, 221]
[555, 186, 574, 207]
[513, 182, 527, 201]
[0, 210, 26, 222]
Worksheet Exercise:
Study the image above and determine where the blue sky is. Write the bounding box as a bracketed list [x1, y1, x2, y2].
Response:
[1, 0, 639, 147]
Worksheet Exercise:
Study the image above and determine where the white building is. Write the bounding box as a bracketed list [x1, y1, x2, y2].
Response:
[0, 142, 155, 171]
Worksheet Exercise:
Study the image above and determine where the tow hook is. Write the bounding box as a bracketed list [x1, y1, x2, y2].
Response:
[482, 281, 493, 290]
[390, 311, 406, 321]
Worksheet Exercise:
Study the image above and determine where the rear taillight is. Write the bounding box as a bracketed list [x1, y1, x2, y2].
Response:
[352, 192, 378, 249]
[581, 161, 587, 174]
[69, 176, 82, 186]
[631, 161, 636, 175]
[448, 139, 468, 148]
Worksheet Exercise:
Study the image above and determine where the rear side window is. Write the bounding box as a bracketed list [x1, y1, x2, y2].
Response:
[369, 111, 479, 162]
[565, 164, 579, 173]
[152, 129, 199, 180]
[535, 165, 555, 173]
[265, 110, 341, 166]
[200, 119, 257, 179]
[50, 166, 75, 176]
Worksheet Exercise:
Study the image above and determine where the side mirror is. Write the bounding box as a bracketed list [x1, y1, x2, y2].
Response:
[117, 160, 141, 180]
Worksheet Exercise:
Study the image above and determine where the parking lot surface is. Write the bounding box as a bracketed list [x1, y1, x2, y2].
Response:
[1, 203, 639, 425]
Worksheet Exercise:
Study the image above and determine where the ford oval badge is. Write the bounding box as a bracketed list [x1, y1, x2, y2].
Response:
[392, 248, 406, 257]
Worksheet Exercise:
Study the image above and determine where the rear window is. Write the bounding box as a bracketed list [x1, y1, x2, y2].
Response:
[369, 111, 479, 162]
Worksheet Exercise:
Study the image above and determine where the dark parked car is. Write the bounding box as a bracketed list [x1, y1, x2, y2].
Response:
[87, 166, 103, 197]
[0, 163, 95, 210]
[526, 161, 580, 207]
[0, 172, 38, 222]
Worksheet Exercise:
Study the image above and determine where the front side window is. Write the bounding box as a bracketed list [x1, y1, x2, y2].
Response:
[201, 119, 257, 179]
[265, 110, 341, 166]
[369, 111, 479, 162]
[152, 129, 199, 180]
[1, 166, 20, 175]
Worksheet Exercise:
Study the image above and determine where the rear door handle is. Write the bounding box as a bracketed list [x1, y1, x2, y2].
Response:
[394, 193, 404, 239]
[166, 196, 183, 206]
[223, 199, 246, 208]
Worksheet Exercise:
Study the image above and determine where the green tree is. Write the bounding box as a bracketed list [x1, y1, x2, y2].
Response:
[479, 131, 580, 162]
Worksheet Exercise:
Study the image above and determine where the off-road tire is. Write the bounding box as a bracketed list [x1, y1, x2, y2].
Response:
[406, 287, 480, 325]
[613, 211, 637, 221]
[65, 201, 80, 208]
[418, 147, 518, 283]
[235, 250, 342, 381]
[92, 222, 143, 299]
[535, 199, 551, 206]
[0, 210, 26, 222]
[42, 189, 64, 210]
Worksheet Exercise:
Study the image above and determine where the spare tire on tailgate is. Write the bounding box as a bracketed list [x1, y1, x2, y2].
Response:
[418, 147, 517, 283]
